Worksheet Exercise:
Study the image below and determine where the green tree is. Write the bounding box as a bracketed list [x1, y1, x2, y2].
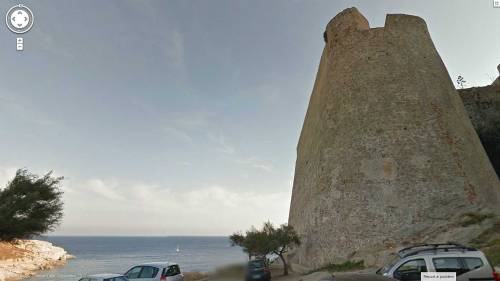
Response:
[230, 222, 301, 276]
[0, 169, 64, 241]
[230, 226, 272, 259]
[267, 223, 301, 276]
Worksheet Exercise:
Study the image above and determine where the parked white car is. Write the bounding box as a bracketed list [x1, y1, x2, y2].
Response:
[124, 262, 184, 281]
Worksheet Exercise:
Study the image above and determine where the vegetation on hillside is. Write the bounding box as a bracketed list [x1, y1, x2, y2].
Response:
[314, 260, 365, 273]
[230, 222, 301, 276]
[0, 169, 64, 241]
[460, 212, 496, 227]
[470, 218, 500, 266]
[456, 75, 467, 89]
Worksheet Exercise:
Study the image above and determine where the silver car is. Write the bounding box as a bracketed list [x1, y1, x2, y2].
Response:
[79, 274, 129, 281]
[377, 243, 500, 281]
[124, 262, 184, 281]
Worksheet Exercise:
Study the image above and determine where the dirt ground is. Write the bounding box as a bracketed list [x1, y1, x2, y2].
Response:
[187, 266, 335, 281]
[270, 270, 332, 281]
[0, 241, 27, 260]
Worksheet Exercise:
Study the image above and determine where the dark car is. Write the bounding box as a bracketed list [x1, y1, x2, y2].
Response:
[245, 259, 271, 281]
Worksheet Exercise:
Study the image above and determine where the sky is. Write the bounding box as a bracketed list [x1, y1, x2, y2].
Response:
[0, 0, 499, 236]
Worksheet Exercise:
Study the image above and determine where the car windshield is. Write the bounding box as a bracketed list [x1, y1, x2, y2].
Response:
[377, 256, 401, 275]
[248, 261, 266, 269]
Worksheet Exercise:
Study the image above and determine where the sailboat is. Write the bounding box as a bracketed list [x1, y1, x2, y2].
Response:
[176, 245, 180, 253]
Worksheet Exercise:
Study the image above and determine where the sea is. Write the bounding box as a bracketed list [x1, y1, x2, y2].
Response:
[25, 236, 247, 281]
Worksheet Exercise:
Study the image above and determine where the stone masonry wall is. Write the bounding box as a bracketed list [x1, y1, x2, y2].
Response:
[288, 8, 500, 269]
[459, 68, 500, 176]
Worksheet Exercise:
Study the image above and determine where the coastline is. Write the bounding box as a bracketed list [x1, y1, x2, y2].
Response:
[0, 240, 72, 281]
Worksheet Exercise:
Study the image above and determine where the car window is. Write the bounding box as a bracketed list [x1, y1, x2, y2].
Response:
[78, 279, 89, 281]
[378, 256, 401, 275]
[139, 266, 158, 278]
[394, 259, 427, 281]
[463, 258, 484, 271]
[396, 259, 427, 273]
[393, 259, 427, 281]
[126, 266, 142, 279]
[249, 260, 266, 269]
[165, 265, 178, 276]
[433, 258, 467, 275]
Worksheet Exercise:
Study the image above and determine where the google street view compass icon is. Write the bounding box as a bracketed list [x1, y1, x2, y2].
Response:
[6, 4, 34, 34]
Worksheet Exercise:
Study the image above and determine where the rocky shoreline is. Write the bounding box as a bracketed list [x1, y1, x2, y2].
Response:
[0, 240, 72, 281]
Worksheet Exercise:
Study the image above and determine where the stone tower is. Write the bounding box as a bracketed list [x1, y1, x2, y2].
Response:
[288, 8, 500, 269]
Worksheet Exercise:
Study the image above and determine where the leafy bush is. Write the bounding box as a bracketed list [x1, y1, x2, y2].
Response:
[230, 222, 301, 276]
[460, 212, 495, 227]
[316, 260, 365, 273]
[483, 240, 500, 266]
[470, 219, 500, 266]
[0, 169, 64, 241]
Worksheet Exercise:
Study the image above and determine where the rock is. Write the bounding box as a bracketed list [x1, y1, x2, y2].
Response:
[0, 240, 71, 281]
[458, 70, 500, 175]
[288, 7, 500, 269]
[490, 65, 500, 86]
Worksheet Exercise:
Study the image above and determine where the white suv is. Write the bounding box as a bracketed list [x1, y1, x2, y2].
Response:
[376, 243, 500, 281]
[124, 262, 184, 281]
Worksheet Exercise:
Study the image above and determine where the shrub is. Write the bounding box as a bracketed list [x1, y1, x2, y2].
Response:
[460, 212, 495, 227]
[0, 169, 64, 241]
[470, 219, 500, 266]
[483, 240, 500, 266]
[316, 260, 365, 273]
[230, 222, 301, 276]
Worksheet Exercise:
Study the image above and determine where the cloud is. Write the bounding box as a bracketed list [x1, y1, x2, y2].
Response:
[206, 132, 275, 173]
[165, 29, 185, 70]
[160, 111, 213, 144]
[237, 157, 274, 173]
[84, 179, 126, 201]
[59, 177, 291, 235]
[208, 133, 235, 155]
[0, 95, 57, 127]
[162, 126, 194, 144]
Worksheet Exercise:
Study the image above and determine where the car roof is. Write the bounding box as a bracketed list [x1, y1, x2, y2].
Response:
[331, 273, 395, 281]
[399, 250, 486, 262]
[398, 243, 478, 259]
[138, 262, 177, 268]
[87, 273, 125, 278]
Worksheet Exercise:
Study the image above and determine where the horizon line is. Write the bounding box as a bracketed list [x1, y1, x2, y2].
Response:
[41, 234, 231, 237]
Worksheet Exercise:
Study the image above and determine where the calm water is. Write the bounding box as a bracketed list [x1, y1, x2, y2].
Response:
[26, 236, 247, 281]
